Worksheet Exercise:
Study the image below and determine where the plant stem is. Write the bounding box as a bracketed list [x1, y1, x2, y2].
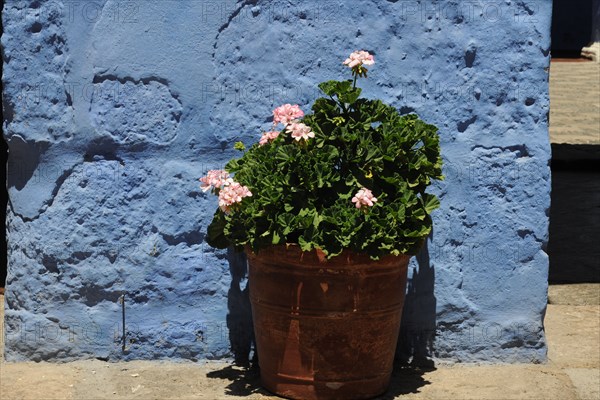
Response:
[352, 72, 358, 89]
[340, 100, 348, 114]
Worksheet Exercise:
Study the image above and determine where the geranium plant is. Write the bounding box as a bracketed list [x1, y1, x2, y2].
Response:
[202, 51, 443, 259]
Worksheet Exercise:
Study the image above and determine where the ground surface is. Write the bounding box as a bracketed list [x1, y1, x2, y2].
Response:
[549, 61, 600, 144]
[1, 284, 599, 399]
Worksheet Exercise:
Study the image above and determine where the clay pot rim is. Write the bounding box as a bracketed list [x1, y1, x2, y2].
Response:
[245, 243, 411, 268]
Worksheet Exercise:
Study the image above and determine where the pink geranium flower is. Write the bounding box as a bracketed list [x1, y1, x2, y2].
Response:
[287, 122, 315, 141]
[273, 104, 304, 125]
[343, 50, 375, 68]
[218, 181, 253, 213]
[259, 130, 280, 146]
[199, 170, 232, 192]
[352, 188, 378, 208]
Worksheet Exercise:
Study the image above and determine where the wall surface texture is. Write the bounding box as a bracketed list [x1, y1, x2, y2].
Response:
[3, 0, 552, 363]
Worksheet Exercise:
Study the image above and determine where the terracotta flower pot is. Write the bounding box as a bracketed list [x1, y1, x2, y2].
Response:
[247, 245, 410, 400]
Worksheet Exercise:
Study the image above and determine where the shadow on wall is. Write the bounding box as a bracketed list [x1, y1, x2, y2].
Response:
[226, 247, 255, 366]
[1, 136, 19, 290]
[397, 238, 437, 367]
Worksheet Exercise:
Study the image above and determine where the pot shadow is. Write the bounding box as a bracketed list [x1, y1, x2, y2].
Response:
[224, 247, 255, 367]
[374, 365, 435, 399]
[205, 363, 434, 399]
[385, 235, 437, 397]
[376, 236, 436, 400]
[206, 248, 266, 397]
[396, 236, 437, 368]
[205, 363, 270, 397]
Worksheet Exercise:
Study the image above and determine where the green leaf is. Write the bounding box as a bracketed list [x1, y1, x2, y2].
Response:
[225, 159, 239, 171]
[411, 208, 426, 221]
[422, 194, 441, 214]
[318, 80, 339, 96]
[272, 231, 281, 244]
[298, 236, 313, 252]
[277, 213, 296, 235]
[339, 88, 362, 104]
[313, 212, 323, 229]
[234, 141, 246, 151]
[318, 80, 358, 102]
[206, 211, 229, 249]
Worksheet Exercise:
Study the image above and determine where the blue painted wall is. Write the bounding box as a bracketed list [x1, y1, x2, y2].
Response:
[3, 0, 552, 363]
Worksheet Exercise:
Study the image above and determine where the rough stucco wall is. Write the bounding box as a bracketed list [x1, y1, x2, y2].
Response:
[3, 0, 551, 363]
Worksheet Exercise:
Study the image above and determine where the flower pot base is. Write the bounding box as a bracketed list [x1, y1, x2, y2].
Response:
[261, 372, 391, 400]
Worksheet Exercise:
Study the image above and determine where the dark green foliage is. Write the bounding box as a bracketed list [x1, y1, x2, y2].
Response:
[206, 79, 443, 259]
